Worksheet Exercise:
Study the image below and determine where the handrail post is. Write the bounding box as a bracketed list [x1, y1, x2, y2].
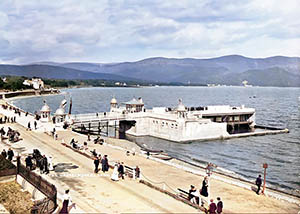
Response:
[16, 156, 20, 181]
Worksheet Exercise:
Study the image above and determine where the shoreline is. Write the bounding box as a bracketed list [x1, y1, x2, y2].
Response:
[5, 95, 300, 200]
[109, 136, 300, 201]
[0, 101, 299, 212]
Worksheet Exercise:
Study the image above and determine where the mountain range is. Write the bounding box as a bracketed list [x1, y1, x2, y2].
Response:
[1, 55, 299, 87]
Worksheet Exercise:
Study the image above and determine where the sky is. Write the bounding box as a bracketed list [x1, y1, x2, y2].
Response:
[0, 0, 300, 64]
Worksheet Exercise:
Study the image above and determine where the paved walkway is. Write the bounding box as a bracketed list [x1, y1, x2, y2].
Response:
[1, 102, 300, 213]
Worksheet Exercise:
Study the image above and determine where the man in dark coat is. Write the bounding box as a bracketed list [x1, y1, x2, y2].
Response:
[94, 156, 100, 173]
[7, 148, 14, 161]
[101, 155, 109, 173]
[216, 197, 223, 214]
[43, 155, 49, 174]
[1, 149, 7, 159]
[118, 162, 125, 179]
[256, 174, 262, 195]
[25, 155, 33, 170]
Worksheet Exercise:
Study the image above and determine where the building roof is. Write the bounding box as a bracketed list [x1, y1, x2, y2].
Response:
[176, 99, 186, 112]
[110, 97, 117, 104]
[55, 107, 66, 115]
[123, 98, 144, 105]
[41, 103, 50, 112]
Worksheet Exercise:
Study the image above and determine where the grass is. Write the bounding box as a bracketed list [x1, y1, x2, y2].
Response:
[0, 181, 33, 214]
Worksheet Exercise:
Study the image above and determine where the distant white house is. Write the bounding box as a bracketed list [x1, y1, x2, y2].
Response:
[242, 80, 252, 87]
[23, 78, 44, 90]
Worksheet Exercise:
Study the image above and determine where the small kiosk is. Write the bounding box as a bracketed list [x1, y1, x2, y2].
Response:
[40, 102, 51, 122]
[54, 107, 67, 124]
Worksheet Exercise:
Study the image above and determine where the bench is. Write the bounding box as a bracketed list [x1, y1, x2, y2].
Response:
[125, 165, 137, 179]
[177, 188, 207, 207]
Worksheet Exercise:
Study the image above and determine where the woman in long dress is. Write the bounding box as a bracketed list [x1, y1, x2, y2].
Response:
[201, 176, 209, 197]
[59, 190, 72, 214]
[111, 164, 119, 181]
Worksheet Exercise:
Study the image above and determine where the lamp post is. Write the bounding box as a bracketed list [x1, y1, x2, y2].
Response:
[262, 163, 268, 194]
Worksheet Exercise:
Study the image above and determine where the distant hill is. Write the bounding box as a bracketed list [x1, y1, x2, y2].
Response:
[43, 55, 300, 87]
[0, 64, 139, 81]
[2, 55, 300, 87]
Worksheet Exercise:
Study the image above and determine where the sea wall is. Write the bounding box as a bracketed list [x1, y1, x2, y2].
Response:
[0, 89, 59, 99]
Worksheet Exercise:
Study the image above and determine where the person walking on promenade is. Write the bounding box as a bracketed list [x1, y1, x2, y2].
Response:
[1, 149, 7, 159]
[25, 155, 33, 170]
[101, 155, 109, 173]
[94, 156, 100, 173]
[34, 120, 37, 130]
[59, 189, 76, 214]
[27, 122, 31, 131]
[135, 166, 140, 178]
[255, 174, 262, 195]
[208, 199, 217, 214]
[200, 176, 209, 197]
[111, 163, 119, 181]
[7, 148, 14, 161]
[216, 197, 223, 214]
[118, 162, 125, 179]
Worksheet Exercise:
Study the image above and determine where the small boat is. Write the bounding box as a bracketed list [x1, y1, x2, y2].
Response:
[152, 153, 173, 161]
[141, 150, 162, 155]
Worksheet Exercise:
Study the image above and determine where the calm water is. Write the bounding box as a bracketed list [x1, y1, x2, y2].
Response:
[12, 86, 300, 192]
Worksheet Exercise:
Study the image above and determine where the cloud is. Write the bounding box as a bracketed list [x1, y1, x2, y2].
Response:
[0, 0, 299, 64]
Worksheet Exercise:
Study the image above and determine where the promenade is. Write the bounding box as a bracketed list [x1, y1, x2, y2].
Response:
[0, 101, 299, 213]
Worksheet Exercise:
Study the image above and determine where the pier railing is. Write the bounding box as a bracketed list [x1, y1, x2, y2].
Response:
[16, 157, 57, 213]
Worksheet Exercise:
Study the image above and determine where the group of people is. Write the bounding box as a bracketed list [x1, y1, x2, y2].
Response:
[0, 104, 22, 123]
[27, 120, 38, 131]
[208, 198, 223, 214]
[1, 127, 21, 142]
[188, 176, 209, 205]
[111, 162, 125, 181]
[1, 148, 14, 161]
[188, 177, 223, 214]
[30, 149, 54, 174]
[0, 115, 17, 124]
[93, 153, 109, 174]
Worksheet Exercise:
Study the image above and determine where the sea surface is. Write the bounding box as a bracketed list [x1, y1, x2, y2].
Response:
[12, 86, 300, 193]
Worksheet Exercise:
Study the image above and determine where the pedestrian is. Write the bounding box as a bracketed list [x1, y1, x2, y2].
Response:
[135, 166, 140, 178]
[27, 122, 31, 131]
[43, 155, 49, 174]
[39, 157, 44, 173]
[48, 156, 54, 171]
[94, 156, 100, 173]
[208, 199, 217, 214]
[34, 120, 37, 130]
[7, 148, 14, 161]
[87, 133, 91, 141]
[188, 185, 197, 201]
[255, 174, 262, 195]
[118, 162, 125, 179]
[25, 155, 33, 170]
[59, 189, 76, 214]
[91, 149, 97, 157]
[111, 163, 119, 181]
[101, 155, 109, 173]
[200, 176, 209, 197]
[217, 197, 223, 214]
[1, 149, 7, 159]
